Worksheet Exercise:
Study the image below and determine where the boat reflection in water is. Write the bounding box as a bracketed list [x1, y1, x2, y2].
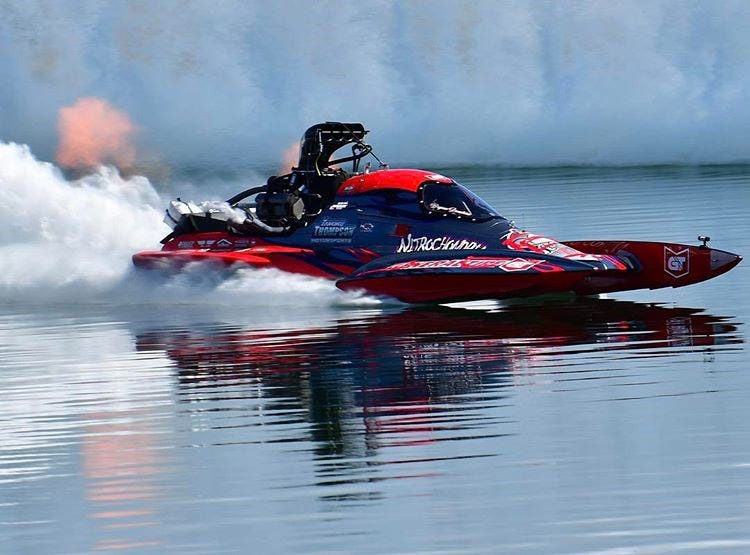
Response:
[135, 297, 741, 500]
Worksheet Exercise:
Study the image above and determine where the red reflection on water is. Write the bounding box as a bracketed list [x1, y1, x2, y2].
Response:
[132, 300, 740, 503]
[82, 410, 166, 551]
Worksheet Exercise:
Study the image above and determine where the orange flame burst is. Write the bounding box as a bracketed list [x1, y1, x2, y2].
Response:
[56, 97, 137, 172]
[279, 141, 300, 174]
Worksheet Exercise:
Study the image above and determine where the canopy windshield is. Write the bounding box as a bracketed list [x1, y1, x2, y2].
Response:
[419, 182, 501, 221]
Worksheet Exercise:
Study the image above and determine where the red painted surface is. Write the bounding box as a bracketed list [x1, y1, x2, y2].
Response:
[337, 271, 589, 303]
[337, 169, 453, 195]
[132, 231, 344, 279]
[504, 230, 629, 271]
[133, 229, 742, 302]
[133, 248, 344, 279]
[564, 240, 742, 294]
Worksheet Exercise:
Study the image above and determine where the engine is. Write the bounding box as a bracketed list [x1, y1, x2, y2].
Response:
[163, 122, 378, 239]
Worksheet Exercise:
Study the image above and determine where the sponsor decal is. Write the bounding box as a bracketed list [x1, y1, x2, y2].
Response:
[383, 257, 541, 272]
[359, 222, 374, 232]
[571, 241, 630, 253]
[664, 246, 690, 278]
[397, 233, 486, 253]
[196, 239, 215, 248]
[312, 219, 356, 243]
[328, 201, 349, 210]
[386, 259, 462, 270]
[504, 231, 564, 255]
[178, 240, 194, 249]
[493, 258, 541, 271]
[460, 257, 542, 271]
[215, 238, 233, 248]
[503, 230, 602, 262]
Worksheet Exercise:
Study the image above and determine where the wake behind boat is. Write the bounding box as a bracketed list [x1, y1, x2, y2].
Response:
[133, 122, 741, 303]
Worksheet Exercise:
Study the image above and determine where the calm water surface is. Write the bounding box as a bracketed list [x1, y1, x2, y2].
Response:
[1, 166, 749, 554]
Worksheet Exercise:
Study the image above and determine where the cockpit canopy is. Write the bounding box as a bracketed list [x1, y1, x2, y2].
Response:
[335, 169, 504, 223]
[418, 182, 501, 222]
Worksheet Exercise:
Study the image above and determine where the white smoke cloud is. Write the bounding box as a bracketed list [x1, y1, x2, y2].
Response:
[0, 142, 165, 294]
[0, 142, 379, 307]
[1, 0, 749, 168]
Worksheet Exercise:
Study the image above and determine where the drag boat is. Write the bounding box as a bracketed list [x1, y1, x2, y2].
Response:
[133, 122, 741, 303]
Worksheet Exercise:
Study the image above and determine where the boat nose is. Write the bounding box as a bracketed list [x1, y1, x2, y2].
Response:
[710, 249, 742, 275]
